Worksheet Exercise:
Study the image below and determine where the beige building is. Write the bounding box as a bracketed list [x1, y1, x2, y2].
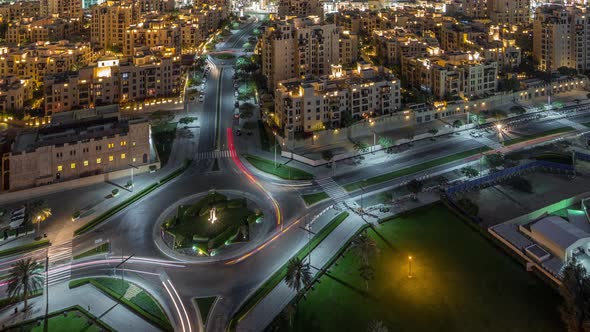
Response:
[91, 1, 141, 51]
[0, 1, 41, 23]
[373, 28, 440, 66]
[262, 17, 341, 89]
[0, 76, 33, 113]
[124, 19, 181, 56]
[534, 4, 590, 73]
[274, 63, 401, 134]
[6, 17, 81, 45]
[488, 0, 529, 26]
[40, 0, 82, 19]
[402, 51, 498, 100]
[2, 106, 151, 191]
[277, 0, 323, 18]
[44, 53, 181, 113]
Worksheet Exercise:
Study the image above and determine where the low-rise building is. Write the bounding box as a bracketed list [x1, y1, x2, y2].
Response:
[2, 105, 151, 191]
[0, 75, 33, 113]
[6, 17, 81, 45]
[274, 63, 401, 134]
[0, 1, 41, 23]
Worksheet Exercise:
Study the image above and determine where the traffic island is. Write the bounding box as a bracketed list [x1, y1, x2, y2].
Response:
[161, 191, 262, 257]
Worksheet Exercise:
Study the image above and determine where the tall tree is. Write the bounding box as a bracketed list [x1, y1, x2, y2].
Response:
[358, 264, 375, 291]
[7, 258, 44, 310]
[27, 200, 51, 237]
[560, 259, 590, 332]
[284, 257, 311, 301]
[349, 232, 379, 266]
[461, 166, 480, 178]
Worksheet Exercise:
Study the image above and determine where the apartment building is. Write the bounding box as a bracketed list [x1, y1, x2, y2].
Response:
[44, 53, 181, 113]
[488, 0, 530, 26]
[402, 51, 498, 100]
[533, 4, 590, 72]
[274, 63, 401, 134]
[137, 0, 174, 13]
[6, 17, 81, 45]
[90, 1, 141, 50]
[461, 0, 487, 18]
[339, 31, 359, 65]
[124, 19, 181, 56]
[0, 42, 94, 85]
[40, 0, 82, 19]
[261, 17, 341, 89]
[0, 76, 33, 113]
[373, 28, 440, 66]
[2, 105, 151, 191]
[0, 1, 40, 23]
[277, 0, 323, 18]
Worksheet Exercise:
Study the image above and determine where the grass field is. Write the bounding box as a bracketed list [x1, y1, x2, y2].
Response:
[0, 239, 50, 258]
[343, 147, 491, 192]
[503, 126, 574, 146]
[301, 192, 329, 206]
[30, 310, 104, 332]
[281, 204, 562, 332]
[245, 155, 313, 180]
[73, 242, 109, 260]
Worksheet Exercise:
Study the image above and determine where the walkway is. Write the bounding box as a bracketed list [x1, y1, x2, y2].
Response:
[315, 177, 350, 203]
[0, 283, 159, 332]
[235, 192, 439, 332]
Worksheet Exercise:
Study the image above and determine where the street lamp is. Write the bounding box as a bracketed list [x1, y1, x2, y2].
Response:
[273, 131, 277, 168]
[128, 164, 139, 192]
[408, 255, 413, 278]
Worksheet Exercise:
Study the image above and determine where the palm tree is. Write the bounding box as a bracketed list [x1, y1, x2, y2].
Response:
[358, 264, 375, 291]
[406, 179, 423, 200]
[367, 320, 390, 332]
[349, 232, 379, 265]
[27, 200, 51, 237]
[7, 258, 44, 310]
[284, 257, 312, 301]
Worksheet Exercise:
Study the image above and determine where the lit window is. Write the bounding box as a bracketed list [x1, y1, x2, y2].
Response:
[120, 141, 127, 146]
[57, 165, 63, 172]
[132, 157, 136, 163]
[70, 163, 76, 169]
[109, 155, 114, 162]
[132, 141, 136, 146]
[121, 153, 126, 159]
[97, 158, 102, 164]
[83, 160, 89, 166]
[108, 143, 114, 149]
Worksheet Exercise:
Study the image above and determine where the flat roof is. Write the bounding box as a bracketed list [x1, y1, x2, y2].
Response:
[531, 216, 590, 250]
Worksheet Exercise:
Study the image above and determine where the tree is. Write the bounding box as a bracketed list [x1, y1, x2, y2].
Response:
[489, 109, 508, 120]
[321, 150, 334, 161]
[461, 166, 479, 178]
[452, 120, 463, 128]
[456, 198, 479, 216]
[7, 258, 44, 311]
[406, 179, 423, 200]
[558, 66, 578, 77]
[510, 105, 526, 115]
[349, 232, 379, 265]
[354, 141, 370, 154]
[485, 153, 505, 169]
[27, 200, 51, 237]
[378, 136, 394, 149]
[428, 128, 439, 137]
[358, 264, 375, 291]
[284, 257, 311, 302]
[559, 259, 590, 332]
[368, 320, 390, 332]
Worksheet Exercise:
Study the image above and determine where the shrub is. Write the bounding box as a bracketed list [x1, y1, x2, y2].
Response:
[112, 189, 119, 196]
[208, 226, 240, 249]
[227, 199, 245, 208]
[192, 235, 209, 242]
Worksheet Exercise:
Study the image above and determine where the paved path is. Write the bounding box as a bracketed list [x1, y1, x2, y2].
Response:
[0, 283, 159, 331]
[235, 192, 439, 332]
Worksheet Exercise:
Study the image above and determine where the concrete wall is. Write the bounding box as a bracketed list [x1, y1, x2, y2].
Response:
[0, 161, 160, 205]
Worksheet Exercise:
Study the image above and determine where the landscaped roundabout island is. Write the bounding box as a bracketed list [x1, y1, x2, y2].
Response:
[161, 191, 263, 257]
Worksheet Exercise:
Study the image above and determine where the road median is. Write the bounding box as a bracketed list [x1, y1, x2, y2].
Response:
[0, 239, 50, 258]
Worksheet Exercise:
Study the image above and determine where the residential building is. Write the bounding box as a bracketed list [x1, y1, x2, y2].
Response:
[0, 75, 33, 113]
[373, 28, 440, 66]
[90, 1, 141, 51]
[261, 17, 341, 89]
[274, 63, 401, 134]
[40, 0, 82, 19]
[2, 105, 151, 191]
[461, 0, 487, 18]
[277, 0, 323, 18]
[124, 19, 181, 56]
[533, 4, 590, 72]
[0, 1, 40, 23]
[488, 0, 530, 26]
[6, 17, 81, 45]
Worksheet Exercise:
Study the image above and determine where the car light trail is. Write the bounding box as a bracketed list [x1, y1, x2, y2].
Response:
[226, 128, 282, 229]
[163, 281, 187, 332]
[168, 279, 192, 332]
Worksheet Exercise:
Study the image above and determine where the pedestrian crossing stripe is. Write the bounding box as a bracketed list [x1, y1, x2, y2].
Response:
[196, 150, 237, 160]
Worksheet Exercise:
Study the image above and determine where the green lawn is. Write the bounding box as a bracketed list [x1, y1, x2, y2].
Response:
[503, 126, 574, 146]
[301, 192, 329, 206]
[164, 192, 257, 251]
[195, 297, 217, 324]
[343, 147, 491, 192]
[279, 204, 562, 332]
[229, 212, 349, 330]
[5, 305, 113, 332]
[73, 242, 110, 260]
[245, 155, 313, 181]
[69, 278, 172, 331]
[151, 122, 178, 165]
[0, 239, 50, 258]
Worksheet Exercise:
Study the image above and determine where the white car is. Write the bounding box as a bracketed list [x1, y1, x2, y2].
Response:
[199, 95, 204, 102]
[234, 91, 239, 97]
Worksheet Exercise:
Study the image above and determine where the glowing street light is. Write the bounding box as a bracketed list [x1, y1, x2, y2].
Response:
[408, 255, 413, 278]
[496, 124, 502, 131]
[208, 207, 218, 224]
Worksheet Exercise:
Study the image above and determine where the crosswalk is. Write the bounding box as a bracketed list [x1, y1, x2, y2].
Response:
[196, 150, 237, 160]
[316, 177, 350, 203]
[46, 240, 73, 286]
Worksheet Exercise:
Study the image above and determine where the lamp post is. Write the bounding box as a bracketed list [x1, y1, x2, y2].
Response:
[128, 164, 138, 192]
[408, 255, 413, 278]
[299, 217, 316, 266]
[273, 131, 277, 168]
[43, 249, 49, 332]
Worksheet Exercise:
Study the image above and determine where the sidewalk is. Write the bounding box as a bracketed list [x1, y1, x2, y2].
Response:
[0, 283, 159, 331]
[235, 192, 439, 332]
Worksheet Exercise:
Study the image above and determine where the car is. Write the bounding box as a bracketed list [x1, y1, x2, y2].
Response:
[199, 95, 204, 102]
[234, 91, 239, 97]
